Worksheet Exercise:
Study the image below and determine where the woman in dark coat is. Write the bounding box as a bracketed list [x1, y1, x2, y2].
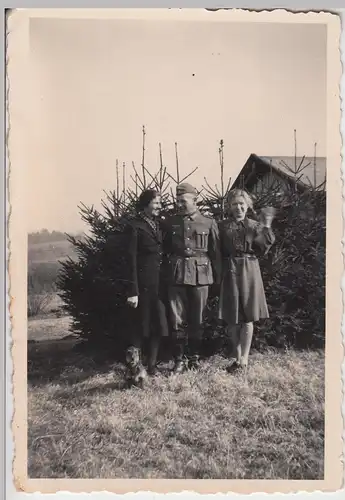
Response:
[218, 189, 275, 374]
[125, 189, 169, 378]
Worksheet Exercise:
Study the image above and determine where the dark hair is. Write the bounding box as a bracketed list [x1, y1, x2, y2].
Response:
[137, 189, 160, 211]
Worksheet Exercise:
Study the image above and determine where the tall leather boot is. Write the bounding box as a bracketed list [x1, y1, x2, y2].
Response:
[172, 338, 187, 374]
[188, 338, 202, 369]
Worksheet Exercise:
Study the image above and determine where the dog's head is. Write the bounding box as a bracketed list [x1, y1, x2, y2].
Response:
[126, 346, 140, 366]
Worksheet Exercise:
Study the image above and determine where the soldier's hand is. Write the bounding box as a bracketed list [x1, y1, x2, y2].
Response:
[127, 296, 139, 308]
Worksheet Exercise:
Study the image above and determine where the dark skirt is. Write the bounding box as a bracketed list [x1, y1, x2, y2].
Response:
[135, 285, 169, 338]
[218, 256, 269, 325]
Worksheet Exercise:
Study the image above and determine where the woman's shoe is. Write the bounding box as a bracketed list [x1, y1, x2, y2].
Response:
[147, 365, 157, 376]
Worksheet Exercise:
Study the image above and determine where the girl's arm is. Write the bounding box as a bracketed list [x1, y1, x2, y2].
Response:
[253, 208, 276, 255]
[253, 223, 275, 255]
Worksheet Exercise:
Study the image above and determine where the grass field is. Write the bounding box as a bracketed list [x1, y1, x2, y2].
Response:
[28, 315, 325, 480]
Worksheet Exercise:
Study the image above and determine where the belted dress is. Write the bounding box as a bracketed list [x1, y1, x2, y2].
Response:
[218, 216, 275, 325]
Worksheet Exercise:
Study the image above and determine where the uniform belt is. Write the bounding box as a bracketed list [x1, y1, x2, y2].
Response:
[171, 251, 208, 258]
[225, 254, 257, 259]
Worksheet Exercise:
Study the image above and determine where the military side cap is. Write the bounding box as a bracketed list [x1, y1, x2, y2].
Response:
[176, 182, 197, 196]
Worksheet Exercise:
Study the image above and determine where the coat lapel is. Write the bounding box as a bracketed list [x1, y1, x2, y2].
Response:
[138, 216, 161, 243]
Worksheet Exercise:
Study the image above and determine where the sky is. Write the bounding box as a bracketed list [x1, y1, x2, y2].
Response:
[28, 16, 326, 232]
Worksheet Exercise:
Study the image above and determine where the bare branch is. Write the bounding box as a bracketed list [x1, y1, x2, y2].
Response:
[116, 159, 119, 203]
[141, 125, 146, 188]
[131, 161, 145, 190]
[179, 166, 198, 184]
[202, 176, 219, 198]
[165, 170, 178, 184]
[143, 165, 161, 188]
[122, 162, 126, 205]
[175, 142, 180, 184]
[159, 143, 163, 188]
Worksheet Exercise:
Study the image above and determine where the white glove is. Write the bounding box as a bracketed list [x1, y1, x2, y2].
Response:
[127, 296, 139, 308]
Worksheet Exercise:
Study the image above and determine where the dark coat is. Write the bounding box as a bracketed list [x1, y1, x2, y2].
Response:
[125, 215, 168, 338]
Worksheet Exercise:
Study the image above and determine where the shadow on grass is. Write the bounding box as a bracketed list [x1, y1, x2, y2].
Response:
[28, 331, 228, 388]
[28, 336, 179, 388]
[28, 337, 127, 387]
[53, 380, 129, 400]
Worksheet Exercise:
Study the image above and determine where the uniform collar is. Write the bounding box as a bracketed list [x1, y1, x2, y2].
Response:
[183, 210, 199, 221]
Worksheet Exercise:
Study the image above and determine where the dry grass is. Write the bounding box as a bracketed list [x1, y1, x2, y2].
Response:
[28, 317, 324, 479]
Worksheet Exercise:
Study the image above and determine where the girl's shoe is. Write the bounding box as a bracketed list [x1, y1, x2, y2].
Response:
[226, 360, 246, 374]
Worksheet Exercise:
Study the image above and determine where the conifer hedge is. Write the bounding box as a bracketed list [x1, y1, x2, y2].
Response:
[57, 136, 326, 355]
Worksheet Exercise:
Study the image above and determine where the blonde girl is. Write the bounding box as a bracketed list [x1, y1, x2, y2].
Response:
[218, 189, 275, 373]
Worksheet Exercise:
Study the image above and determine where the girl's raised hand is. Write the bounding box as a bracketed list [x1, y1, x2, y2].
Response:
[259, 206, 276, 228]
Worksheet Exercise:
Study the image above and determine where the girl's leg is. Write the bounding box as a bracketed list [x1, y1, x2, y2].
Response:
[239, 322, 254, 366]
[229, 324, 241, 362]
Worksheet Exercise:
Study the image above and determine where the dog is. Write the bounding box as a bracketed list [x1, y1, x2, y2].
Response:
[125, 346, 148, 389]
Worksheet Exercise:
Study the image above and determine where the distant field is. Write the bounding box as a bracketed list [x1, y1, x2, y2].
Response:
[28, 239, 78, 264]
[28, 238, 78, 316]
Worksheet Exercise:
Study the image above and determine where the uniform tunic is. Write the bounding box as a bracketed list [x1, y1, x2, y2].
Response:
[218, 216, 275, 325]
[126, 215, 169, 340]
[162, 211, 221, 339]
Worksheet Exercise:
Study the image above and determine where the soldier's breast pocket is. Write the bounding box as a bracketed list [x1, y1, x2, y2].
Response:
[195, 231, 209, 249]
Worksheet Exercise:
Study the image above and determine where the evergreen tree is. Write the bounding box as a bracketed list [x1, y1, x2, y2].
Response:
[57, 136, 326, 354]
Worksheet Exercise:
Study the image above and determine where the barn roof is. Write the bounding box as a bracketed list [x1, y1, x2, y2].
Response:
[232, 154, 326, 192]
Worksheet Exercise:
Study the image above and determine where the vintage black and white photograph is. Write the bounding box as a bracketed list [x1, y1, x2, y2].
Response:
[7, 7, 343, 493]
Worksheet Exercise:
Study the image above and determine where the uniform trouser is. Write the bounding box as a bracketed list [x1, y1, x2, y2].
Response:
[168, 285, 209, 360]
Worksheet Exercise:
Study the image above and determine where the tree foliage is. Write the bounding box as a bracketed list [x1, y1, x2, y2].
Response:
[57, 132, 326, 354]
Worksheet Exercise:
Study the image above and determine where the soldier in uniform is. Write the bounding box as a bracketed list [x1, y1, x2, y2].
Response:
[162, 183, 221, 373]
